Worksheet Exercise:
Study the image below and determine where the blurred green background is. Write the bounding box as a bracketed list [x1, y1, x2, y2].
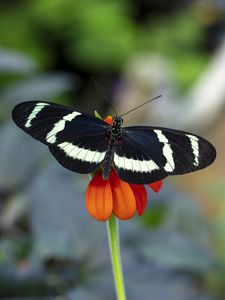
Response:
[0, 0, 225, 299]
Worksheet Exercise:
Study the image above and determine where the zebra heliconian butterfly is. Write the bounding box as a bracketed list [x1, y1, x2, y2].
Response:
[12, 98, 216, 184]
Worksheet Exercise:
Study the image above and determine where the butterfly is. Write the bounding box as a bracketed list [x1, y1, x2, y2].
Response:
[12, 100, 216, 184]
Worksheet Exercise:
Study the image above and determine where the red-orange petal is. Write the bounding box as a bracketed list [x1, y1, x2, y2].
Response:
[129, 184, 147, 216]
[86, 173, 113, 221]
[104, 115, 113, 125]
[148, 180, 163, 193]
[110, 171, 136, 220]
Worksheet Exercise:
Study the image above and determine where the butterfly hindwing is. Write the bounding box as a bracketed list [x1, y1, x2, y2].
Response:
[48, 132, 109, 173]
[113, 126, 216, 184]
[12, 101, 110, 173]
[114, 129, 168, 184]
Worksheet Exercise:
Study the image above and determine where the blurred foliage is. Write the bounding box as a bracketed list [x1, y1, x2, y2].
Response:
[0, 0, 212, 90]
[143, 9, 209, 90]
[0, 0, 138, 69]
[0, 164, 218, 299]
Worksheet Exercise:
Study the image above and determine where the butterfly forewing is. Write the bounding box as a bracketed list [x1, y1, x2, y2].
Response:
[12, 101, 110, 173]
[12, 101, 74, 144]
[113, 126, 216, 184]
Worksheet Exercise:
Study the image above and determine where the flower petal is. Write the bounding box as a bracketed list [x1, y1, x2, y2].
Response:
[86, 173, 113, 221]
[148, 180, 163, 193]
[110, 171, 136, 220]
[104, 115, 113, 125]
[129, 184, 147, 216]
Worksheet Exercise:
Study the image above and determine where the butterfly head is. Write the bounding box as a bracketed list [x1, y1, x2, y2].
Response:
[112, 116, 123, 128]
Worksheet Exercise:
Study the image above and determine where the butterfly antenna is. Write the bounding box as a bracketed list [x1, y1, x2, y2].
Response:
[90, 76, 118, 116]
[120, 94, 162, 117]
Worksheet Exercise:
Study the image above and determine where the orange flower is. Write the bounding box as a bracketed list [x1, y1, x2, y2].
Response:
[85, 115, 163, 222]
[86, 169, 162, 221]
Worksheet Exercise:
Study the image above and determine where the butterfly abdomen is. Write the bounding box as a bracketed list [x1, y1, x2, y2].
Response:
[102, 142, 115, 180]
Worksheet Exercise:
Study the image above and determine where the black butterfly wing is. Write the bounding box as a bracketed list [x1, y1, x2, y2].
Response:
[12, 101, 110, 173]
[48, 132, 108, 174]
[114, 126, 216, 184]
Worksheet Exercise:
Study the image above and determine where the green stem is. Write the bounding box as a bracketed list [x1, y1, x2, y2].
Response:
[107, 215, 126, 300]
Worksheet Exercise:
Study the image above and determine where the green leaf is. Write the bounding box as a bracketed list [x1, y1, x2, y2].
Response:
[94, 110, 103, 120]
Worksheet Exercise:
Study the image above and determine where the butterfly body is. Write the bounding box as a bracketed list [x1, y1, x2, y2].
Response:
[102, 142, 115, 180]
[102, 116, 123, 179]
[12, 101, 216, 184]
